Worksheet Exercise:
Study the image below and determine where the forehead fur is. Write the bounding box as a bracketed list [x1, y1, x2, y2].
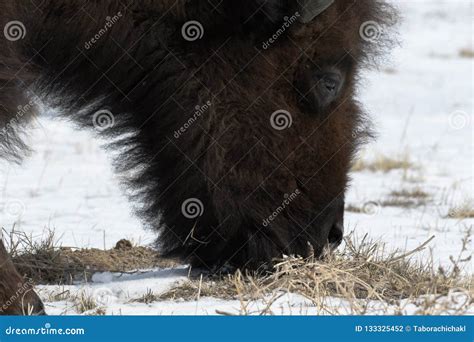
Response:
[154, 0, 397, 66]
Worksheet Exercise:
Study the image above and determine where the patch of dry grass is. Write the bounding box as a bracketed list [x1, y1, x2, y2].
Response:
[382, 187, 431, 208]
[69, 291, 107, 315]
[389, 188, 430, 199]
[352, 153, 414, 173]
[43, 287, 72, 302]
[40, 287, 109, 315]
[74, 291, 97, 314]
[381, 198, 423, 208]
[345, 205, 366, 214]
[5, 228, 473, 315]
[459, 48, 474, 59]
[346, 188, 431, 212]
[155, 233, 473, 315]
[447, 200, 474, 219]
[157, 276, 238, 302]
[4, 229, 178, 284]
[135, 289, 160, 304]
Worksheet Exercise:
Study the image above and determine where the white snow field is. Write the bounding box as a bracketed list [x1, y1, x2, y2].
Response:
[0, 1, 472, 315]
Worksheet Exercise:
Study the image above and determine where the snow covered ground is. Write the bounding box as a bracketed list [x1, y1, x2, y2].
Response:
[346, 0, 473, 268]
[1, 0, 472, 315]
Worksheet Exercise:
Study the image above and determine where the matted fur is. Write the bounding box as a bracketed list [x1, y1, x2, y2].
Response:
[0, 1, 397, 269]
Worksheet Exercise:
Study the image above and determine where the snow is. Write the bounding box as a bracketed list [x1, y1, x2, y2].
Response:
[346, 0, 473, 270]
[40, 286, 472, 316]
[1, 0, 472, 315]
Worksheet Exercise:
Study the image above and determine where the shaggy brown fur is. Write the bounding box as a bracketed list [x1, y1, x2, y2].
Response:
[0, 240, 44, 315]
[0, 1, 396, 270]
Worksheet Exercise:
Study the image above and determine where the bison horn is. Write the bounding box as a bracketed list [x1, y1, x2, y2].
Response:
[297, 0, 335, 23]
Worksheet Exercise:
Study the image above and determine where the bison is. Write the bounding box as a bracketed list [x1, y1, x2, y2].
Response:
[0, 0, 396, 271]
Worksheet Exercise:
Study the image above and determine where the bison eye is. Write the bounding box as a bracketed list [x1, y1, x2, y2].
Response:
[296, 66, 345, 116]
[322, 74, 339, 93]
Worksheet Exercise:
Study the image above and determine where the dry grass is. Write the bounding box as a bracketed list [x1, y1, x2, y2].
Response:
[40, 287, 109, 315]
[389, 188, 430, 199]
[5, 228, 473, 315]
[346, 188, 431, 212]
[70, 291, 107, 315]
[157, 277, 238, 302]
[382, 187, 431, 208]
[74, 292, 97, 314]
[352, 153, 414, 173]
[459, 48, 474, 59]
[345, 205, 366, 214]
[4, 229, 178, 284]
[155, 233, 473, 315]
[447, 200, 474, 219]
[381, 198, 424, 209]
[44, 287, 72, 302]
[136, 289, 160, 304]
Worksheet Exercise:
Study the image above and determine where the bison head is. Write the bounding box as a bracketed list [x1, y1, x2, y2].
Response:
[150, 0, 396, 269]
[0, 0, 396, 271]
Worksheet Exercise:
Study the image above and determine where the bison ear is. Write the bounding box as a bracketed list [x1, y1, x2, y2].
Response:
[297, 0, 335, 23]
